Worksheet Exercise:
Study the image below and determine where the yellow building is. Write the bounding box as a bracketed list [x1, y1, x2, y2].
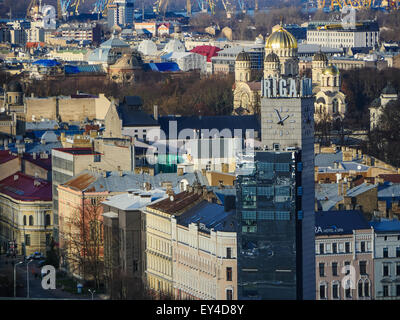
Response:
[0, 172, 53, 256]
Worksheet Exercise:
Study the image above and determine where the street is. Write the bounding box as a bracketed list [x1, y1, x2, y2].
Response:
[0, 254, 104, 300]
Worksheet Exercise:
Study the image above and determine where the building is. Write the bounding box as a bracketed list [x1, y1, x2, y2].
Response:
[369, 82, 398, 130]
[0, 172, 52, 256]
[161, 52, 207, 73]
[315, 211, 374, 300]
[171, 192, 237, 300]
[306, 21, 379, 49]
[102, 189, 167, 299]
[235, 25, 315, 300]
[59, 23, 101, 45]
[108, 0, 135, 28]
[370, 219, 400, 300]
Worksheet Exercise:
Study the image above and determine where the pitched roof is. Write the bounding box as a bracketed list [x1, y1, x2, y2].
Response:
[0, 150, 17, 164]
[0, 172, 52, 201]
[146, 191, 202, 215]
[370, 219, 400, 233]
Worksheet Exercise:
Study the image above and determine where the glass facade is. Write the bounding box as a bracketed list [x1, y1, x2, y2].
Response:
[236, 151, 303, 300]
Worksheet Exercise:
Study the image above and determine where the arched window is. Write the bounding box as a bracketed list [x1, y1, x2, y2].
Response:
[45, 214, 51, 226]
[23, 216, 27, 226]
[358, 279, 364, 298]
[333, 99, 339, 114]
[29, 215, 34, 226]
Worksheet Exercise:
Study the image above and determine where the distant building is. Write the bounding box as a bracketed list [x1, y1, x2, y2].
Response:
[108, 0, 135, 28]
[315, 211, 374, 300]
[370, 219, 400, 300]
[306, 21, 379, 49]
[369, 82, 398, 130]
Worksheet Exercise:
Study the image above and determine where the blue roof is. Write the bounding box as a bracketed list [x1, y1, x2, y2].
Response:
[370, 219, 400, 233]
[346, 183, 377, 197]
[315, 183, 343, 211]
[145, 62, 180, 72]
[315, 210, 370, 235]
[65, 64, 104, 74]
[32, 59, 61, 67]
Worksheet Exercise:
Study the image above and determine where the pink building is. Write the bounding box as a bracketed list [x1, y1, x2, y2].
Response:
[315, 211, 374, 300]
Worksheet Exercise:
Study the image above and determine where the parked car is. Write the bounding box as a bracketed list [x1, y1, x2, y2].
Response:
[33, 252, 44, 260]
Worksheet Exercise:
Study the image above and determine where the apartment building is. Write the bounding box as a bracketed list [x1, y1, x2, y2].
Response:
[370, 219, 400, 300]
[315, 210, 374, 300]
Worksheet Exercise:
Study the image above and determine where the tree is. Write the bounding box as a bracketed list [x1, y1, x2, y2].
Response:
[45, 237, 59, 269]
[61, 199, 104, 290]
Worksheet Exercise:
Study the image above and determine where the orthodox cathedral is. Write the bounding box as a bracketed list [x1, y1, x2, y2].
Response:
[232, 25, 346, 122]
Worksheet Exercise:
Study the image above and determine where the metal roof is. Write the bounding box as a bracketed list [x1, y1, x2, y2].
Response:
[315, 210, 370, 236]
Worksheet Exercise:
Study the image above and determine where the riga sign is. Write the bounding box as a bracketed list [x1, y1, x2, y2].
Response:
[261, 77, 312, 98]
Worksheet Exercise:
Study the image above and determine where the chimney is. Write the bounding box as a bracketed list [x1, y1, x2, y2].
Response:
[14, 174, 18, 181]
[145, 182, 152, 191]
[33, 152, 37, 159]
[177, 167, 184, 176]
[153, 105, 158, 121]
[34, 179, 40, 187]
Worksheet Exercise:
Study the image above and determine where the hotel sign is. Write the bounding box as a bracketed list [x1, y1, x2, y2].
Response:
[261, 77, 312, 98]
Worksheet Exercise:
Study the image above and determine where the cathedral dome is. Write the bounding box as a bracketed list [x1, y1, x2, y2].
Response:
[264, 52, 280, 62]
[313, 50, 328, 62]
[236, 50, 251, 62]
[323, 64, 339, 76]
[265, 27, 298, 50]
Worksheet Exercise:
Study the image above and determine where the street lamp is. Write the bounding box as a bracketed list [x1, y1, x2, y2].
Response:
[26, 259, 33, 298]
[14, 261, 23, 297]
[88, 288, 95, 300]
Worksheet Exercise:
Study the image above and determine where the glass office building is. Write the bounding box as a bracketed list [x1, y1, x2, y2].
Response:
[236, 150, 305, 300]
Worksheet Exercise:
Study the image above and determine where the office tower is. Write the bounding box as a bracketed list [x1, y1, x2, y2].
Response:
[108, 0, 134, 28]
[236, 26, 315, 300]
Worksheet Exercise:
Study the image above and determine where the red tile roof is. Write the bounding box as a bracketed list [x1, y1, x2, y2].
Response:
[0, 150, 17, 164]
[23, 153, 52, 171]
[0, 172, 51, 201]
[190, 45, 221, 62]
[378, 174, 400, 183]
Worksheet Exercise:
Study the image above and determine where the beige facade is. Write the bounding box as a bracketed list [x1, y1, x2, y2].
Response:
[0, 174, 53, 256]
[315, 229, 374, 300]
[25, 94, 111, 123]
[171, 219, 237, 300]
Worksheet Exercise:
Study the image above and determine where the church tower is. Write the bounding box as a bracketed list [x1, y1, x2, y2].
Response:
[312, 50, 328, 86]
[320, 64, 340, 92]
[235, 50, 252, 83]
[263, 52, 281, 78]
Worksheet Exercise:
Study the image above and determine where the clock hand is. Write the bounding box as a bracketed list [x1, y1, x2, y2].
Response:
[281, 115, 289, 123]
[274, 109, 282, 121]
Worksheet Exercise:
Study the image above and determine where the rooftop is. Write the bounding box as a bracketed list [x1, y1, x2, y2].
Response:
[0, 150, 17, 164]
[147, 191, 203, 215]
[315, 210, 371, 236]
[0, 172, 51, 202]
[370, 219, 400, 233]
[102, 189, 166, 211]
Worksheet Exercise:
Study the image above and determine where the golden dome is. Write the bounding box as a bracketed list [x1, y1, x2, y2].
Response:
[322, 64, 339, 76]
[265, 27, 298, 50]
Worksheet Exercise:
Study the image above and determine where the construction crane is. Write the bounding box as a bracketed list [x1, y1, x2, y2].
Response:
[221, 0, 235, 18]
[26, 0, 41, 18]
[237, 0, 246, 12]
[187, 0, 192, 16]
[153, 0, 170, 16]
[70, 0, 84, 15]
[207, 0, 216, 14]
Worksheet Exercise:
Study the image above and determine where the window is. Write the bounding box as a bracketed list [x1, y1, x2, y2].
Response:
[397, 263, 400, 276]
[319, 284, 326, 299]
[227, 247, 232, 259]
[25, 234, 31, 246]
[358, 281, 363, 298]
[397, 285, 400, 297]
[359, 261, 367, 275]
[397, 247, 400, 258]
[344, 261, 351, 275]
[364, 281, 369, 297]
[332, 243, 337, 254]
[332, 262, 338, 276]
[332, 283, 339, 299]
[226, 289, 233, 300]
[383, 247, 388, 258]
[45, 214, 51, 226]
[319, 263, 325, 277]
[23, 216, 26, 226]
[275, 211, 290, 220]
[345, 286, 351, 298]
[226, 267, 232, 281]
[383, 285, 389, 297]
[29, 215, 34, 226]
[360, 241, 366, 252]
[345, 242, 350, 253]
[258, 211, 274, 220]
[383, 264, 389, 277]
[320, 243, 324, 254]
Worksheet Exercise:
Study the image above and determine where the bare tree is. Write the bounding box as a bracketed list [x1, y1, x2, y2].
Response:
[62, 200, 104, 289]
